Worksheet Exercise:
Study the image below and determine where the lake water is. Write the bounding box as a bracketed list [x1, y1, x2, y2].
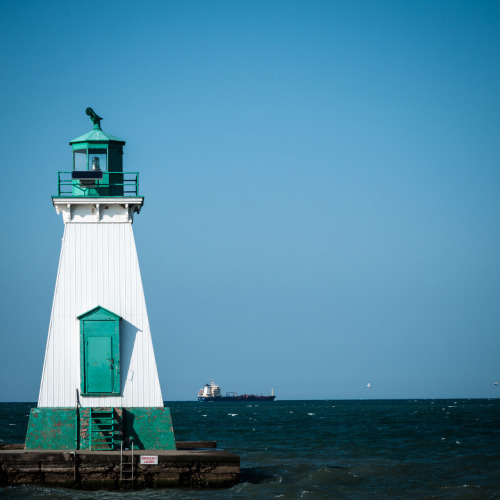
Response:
[1, 399, 499, 498]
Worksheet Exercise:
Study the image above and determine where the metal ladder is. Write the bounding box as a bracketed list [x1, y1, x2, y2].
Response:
[89, 408, 115, 450]
[120, 440, 134, 485]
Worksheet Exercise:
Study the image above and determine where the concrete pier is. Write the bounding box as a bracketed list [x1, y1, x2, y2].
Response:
[0, 443, 239, 489]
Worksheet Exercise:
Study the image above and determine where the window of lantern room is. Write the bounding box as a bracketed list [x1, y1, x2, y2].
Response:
[88, 149, 107, 172]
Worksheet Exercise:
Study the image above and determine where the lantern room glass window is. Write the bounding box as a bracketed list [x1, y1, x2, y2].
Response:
[74, 150, 87, 170]
[73, 148, 108, 171]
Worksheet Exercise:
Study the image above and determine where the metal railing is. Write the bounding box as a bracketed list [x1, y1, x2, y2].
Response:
[56, 171, 140, 197]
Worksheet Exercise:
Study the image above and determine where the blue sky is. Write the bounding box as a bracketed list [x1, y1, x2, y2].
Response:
[1, 1, 499, 401]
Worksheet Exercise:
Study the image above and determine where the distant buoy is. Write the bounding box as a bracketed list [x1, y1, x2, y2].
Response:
[366, 383, 372, 389]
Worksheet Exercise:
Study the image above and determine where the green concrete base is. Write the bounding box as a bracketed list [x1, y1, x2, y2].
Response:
[26, 407, 176, 450]
[123, 407, 176, 450]
[25, 408, 78, 450]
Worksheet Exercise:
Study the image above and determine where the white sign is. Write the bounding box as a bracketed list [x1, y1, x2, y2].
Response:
[140, 455, 158, 465]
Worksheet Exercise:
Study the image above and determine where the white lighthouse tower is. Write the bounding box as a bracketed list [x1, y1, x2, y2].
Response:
[26, 108, 175, 450]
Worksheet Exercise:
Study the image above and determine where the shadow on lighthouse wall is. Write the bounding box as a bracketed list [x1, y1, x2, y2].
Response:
[119, 319, 139, 396]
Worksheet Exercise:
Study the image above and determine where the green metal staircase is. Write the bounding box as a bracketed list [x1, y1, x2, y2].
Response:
[89, 408, 116, 450]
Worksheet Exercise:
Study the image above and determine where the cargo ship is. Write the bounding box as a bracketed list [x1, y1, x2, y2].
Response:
[198, 380, 276, 402]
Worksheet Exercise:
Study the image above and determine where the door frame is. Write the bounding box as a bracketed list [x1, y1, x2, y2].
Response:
[78, 306, 121, 397]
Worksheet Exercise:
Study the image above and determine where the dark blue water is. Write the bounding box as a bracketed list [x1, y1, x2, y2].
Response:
[1, 399, 499, 498]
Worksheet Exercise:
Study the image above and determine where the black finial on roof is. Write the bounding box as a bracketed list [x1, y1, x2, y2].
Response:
[86, 107, 103, 130]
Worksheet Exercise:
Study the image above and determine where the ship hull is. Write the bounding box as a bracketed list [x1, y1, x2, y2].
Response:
[198, 395, 276, 402]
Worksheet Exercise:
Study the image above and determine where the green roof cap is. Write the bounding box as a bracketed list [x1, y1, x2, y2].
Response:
[70, 108, 125, 145]
[70, 128, 125, 145]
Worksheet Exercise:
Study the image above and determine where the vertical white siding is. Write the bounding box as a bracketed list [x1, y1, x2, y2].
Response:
[38, 210, 164, 408]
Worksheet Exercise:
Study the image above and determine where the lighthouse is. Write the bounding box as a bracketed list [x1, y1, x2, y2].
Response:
[25, 108, 176, 450]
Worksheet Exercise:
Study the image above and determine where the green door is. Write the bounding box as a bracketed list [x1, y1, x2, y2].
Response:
[79, 306, 121, 396]
[86, 336, 113, 393]
[84, 321, 115, 394]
